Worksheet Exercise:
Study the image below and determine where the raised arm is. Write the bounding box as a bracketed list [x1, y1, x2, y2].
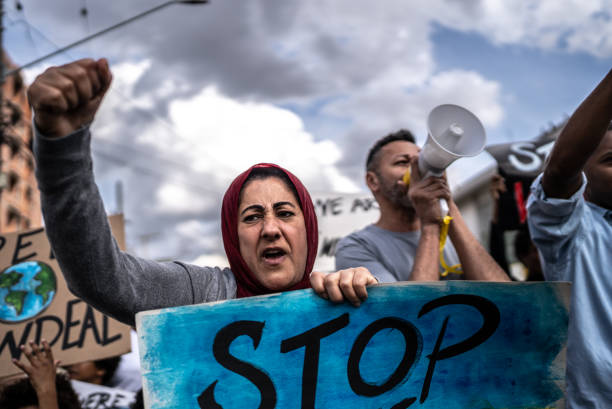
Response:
[543, 68, 612, 199]
[406, 157, 449, 281]
[407, 159, 509, 282]
[28, 59, 233, 326]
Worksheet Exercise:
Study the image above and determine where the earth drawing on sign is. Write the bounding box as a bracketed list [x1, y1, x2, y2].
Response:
[0, 261, 57, 323]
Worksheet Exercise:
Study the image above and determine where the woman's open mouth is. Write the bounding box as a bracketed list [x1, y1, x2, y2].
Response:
[262, 248, 287, 265]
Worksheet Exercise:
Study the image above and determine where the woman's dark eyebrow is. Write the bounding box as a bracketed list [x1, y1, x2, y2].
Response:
[240, 201, 296, 216]
[240, 204, 265, 216]
[273, 201, 296, 209]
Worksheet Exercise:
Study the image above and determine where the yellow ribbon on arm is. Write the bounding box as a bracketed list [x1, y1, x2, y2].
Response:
[439, 215, 462, 277]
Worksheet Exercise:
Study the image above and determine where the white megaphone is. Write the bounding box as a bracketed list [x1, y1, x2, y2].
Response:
[418, 104, 486, 215]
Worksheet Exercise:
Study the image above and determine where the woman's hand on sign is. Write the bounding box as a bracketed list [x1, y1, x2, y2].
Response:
[407, 157, 451, 225]
[310, 267, 378, 307]
[12, 339, 60, 398]
[27, 58, 112, 138]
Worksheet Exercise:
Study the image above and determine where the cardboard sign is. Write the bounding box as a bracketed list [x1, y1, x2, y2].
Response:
[136, 282, 569, 409]
[0, 215, 131, 377]
[72, 380, 136, 409]
[312, 193, 379, 272]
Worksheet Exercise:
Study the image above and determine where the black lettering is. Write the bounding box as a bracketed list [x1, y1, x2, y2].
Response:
[314, 198, 342, 217]
[319, 237, 340, 257]
[350, 198, 377, 213]
[0, 236, 6, 252]
[78, 304, 102, 347]
[12, 228, 44, 264]
[418, 294, 500, 403]
[63, 299, 82, 349]
[198, 321, 276, 409]
[101, 315, 122, 345]
[94, 392, 110, 409]
[347, 317, 421, 397]
[280, 313, 349, 409]
[0, 322, 33, 359]
[315, 199, 330, 216]
[84, 392, 111, 409]
[329, 197, 342, 215]
[34, 315, 63, 347]
[199, 381, 222, 409]
[391, 397, 417, 408]
[110, 394, 126, 407]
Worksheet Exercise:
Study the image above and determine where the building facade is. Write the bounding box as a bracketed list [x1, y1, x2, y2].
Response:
[1, 51, 41, 232]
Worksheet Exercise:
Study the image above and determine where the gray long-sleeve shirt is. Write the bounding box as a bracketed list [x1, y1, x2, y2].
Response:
[34, 126, 236, 327]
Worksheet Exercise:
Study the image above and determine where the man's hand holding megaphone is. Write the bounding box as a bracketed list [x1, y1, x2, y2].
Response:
[405, 157, 451, 227]
[400, 157, 458, 280]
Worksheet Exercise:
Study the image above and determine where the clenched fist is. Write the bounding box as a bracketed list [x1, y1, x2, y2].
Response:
[27, 58, 112, 138]
[406, 157, 451, 226]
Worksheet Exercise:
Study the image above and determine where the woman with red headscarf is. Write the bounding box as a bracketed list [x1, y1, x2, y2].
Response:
[28, 59, 379, 328]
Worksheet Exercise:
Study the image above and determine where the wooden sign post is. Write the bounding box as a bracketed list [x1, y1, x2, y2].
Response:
[0, 215, 131, 378]
[137, 282, 569, 409]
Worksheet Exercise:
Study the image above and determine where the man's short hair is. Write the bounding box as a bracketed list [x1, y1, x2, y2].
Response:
[366, 129, 416, 172]
[608, 120, 612, 131]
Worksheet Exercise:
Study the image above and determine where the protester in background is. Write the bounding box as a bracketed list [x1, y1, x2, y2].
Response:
[512, 227, 543, 281]
[335, 129, 510, 282]
[0, 340, 81, 409]
[27, 58, 422, 328]
[64, 356, 120, 386]
[527, 68, 612, 408]
[488, 173, 510, 274]
[488, 174, 543, 281]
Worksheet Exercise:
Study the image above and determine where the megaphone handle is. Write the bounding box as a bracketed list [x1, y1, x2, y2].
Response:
[439, 198, 449, 217]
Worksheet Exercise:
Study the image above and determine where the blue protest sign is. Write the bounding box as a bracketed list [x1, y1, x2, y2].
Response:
[136, 282, 569, 409]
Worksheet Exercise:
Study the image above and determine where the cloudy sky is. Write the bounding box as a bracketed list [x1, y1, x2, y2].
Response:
[5, 0, 612, 264]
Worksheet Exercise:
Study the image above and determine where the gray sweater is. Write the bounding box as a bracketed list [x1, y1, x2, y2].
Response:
[34, 126, 237, 327]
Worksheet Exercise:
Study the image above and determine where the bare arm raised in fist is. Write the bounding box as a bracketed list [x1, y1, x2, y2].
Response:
[27, 58, 112, 138]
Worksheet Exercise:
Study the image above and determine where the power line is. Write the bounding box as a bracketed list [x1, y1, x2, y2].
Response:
[92, 145, 221, 195]
[94, 135, 213, 180]
[4, 16, 41, 57]
[8, 11, 235, 177]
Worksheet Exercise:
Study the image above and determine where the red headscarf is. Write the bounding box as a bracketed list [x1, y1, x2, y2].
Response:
[221, 163, 318, 298]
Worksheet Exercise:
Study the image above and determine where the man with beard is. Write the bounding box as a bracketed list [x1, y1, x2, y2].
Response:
[335, 130, 509, 282]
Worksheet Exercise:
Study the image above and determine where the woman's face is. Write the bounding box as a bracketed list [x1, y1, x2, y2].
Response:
[237, 177, 308, 291]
